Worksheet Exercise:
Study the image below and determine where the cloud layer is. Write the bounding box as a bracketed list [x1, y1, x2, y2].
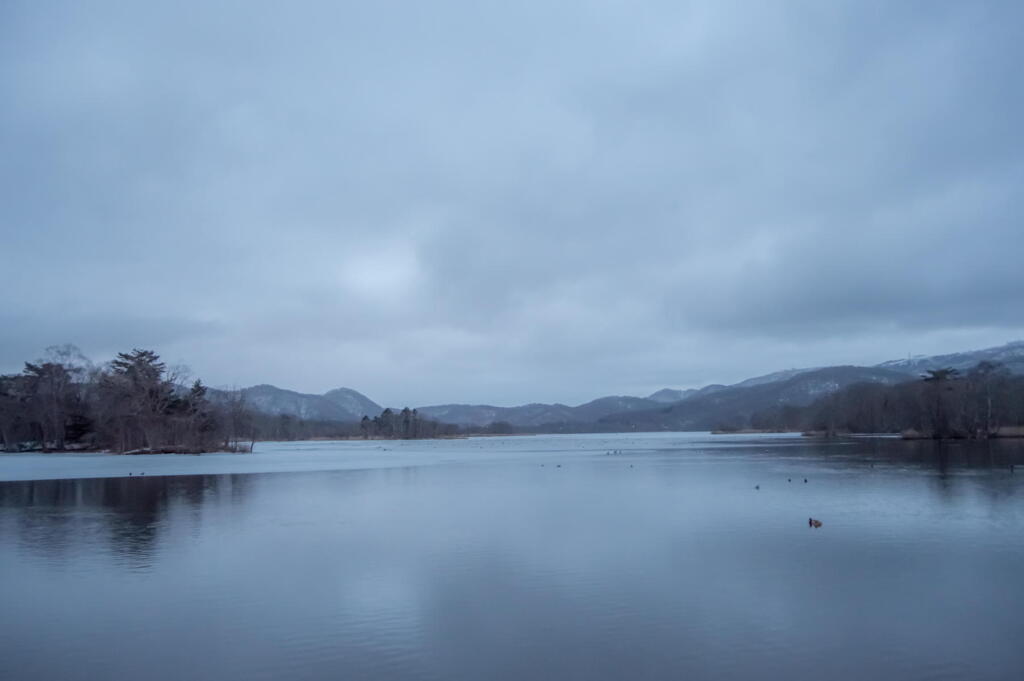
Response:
[2, 1, 1022, 405]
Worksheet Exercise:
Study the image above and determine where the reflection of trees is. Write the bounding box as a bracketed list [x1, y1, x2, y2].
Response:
[100, 477, 171, 565]
[892, 438, 1024, 471]
[0, 479, 82, 561]
[884, 439, 1024, 503]
[0, 474, 254, 566]
[799, 437, 1023, 504]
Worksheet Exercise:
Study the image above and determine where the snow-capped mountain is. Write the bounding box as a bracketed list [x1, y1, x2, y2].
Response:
[876, 340, 1024, 375]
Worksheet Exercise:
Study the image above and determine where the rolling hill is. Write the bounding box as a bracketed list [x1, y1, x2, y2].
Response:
[221, 340, 1024, 431]
[211, 384, 383, 422]
[598, 366, 913, 431]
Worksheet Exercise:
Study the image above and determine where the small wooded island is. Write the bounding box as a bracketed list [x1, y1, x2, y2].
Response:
[0, 345, 456, 454]
[0, 346, 253, 453]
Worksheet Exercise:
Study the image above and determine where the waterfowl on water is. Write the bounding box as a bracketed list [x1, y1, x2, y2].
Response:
[808, 518, 822, 528]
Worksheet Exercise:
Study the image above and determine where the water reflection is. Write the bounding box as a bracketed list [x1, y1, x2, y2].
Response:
[0, 474, 254, 568]
[840, 438, 1024, 506]
[0, 436, 1023, 681]
[902, 438, 1024, 470]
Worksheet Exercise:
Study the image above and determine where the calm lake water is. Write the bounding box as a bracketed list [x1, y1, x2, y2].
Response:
[2, 433, 1024, 681]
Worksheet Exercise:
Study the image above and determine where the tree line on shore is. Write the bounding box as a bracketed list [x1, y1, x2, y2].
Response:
[11, 346, 1016, 453]
[739, 361, 1024, 438]
[248, 408, 464, 441]
[0, 345, 252, 453]
[248, 409, 514, 442]
[0, 345, 473, 454]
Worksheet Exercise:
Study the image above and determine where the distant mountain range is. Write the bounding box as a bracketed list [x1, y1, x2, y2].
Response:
[415, 396, 662, 428]
[220, 340, 1024, 431]
[599, 365, 912, 432]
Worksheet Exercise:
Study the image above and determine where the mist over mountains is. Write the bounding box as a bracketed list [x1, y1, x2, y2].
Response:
[225, 341, 1024, 432]
[226, 385, 384, 423]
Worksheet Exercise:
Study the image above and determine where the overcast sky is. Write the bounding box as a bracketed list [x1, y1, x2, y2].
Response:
[2, 1, 1022, 406]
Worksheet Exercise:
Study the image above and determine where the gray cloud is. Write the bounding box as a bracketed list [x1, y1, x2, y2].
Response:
[2, 0, 1022, 406]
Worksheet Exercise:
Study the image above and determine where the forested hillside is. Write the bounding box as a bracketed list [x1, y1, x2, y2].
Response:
[595, 366, 912, 432]
[752, 362, 1024, 438]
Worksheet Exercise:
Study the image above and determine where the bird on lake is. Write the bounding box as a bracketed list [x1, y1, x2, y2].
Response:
[808, 518, 823, 528]
[755, 485, 760, 490]
[803, 478, 808, 483]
